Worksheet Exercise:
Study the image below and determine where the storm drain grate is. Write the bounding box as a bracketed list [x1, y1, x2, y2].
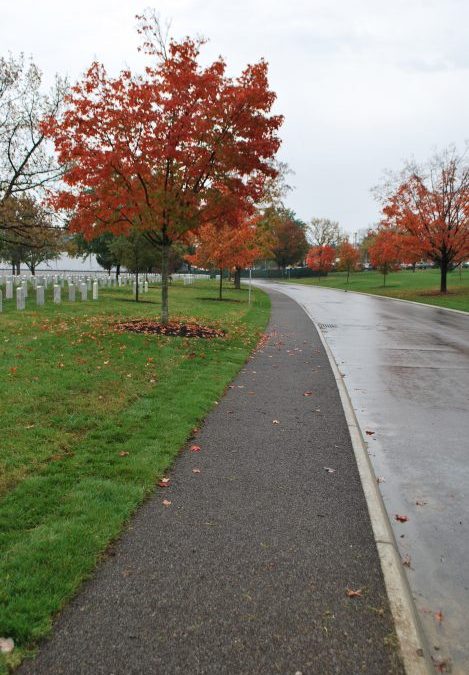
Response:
[319, 323, 337, 329]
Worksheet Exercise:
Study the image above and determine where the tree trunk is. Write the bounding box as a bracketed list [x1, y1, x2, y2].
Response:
[31, 263, 35, 275]
[161, 243, 170, 323]
[219, 268, 223, 300]
[135, 270, 139, 302]
[440, 257, 448, 293]
[234, 267, 241, 290]
[346, 268, 350, 284]
[115, 264, 120, 280]
[383, 272, 386, 287]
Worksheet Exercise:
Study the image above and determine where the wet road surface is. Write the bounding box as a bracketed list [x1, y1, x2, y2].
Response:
[255, 281, 469, 674]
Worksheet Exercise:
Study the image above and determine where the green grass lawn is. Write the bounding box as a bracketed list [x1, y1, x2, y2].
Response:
[283, 268, 469, 312]
[0, 280, 270, 672]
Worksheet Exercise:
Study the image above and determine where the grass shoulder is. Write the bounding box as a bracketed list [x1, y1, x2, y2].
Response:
[0, 281, 270, 672]
[281, 269, 469, 312]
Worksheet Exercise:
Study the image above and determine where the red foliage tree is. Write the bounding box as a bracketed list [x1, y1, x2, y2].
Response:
[306, 244, 336, 281]
[337, 240, 360, 283]
[42, 13, 282, 321]
[381, 147, 469, 292]
[187, 217, 267, 299]
[368, 229, 403, 286]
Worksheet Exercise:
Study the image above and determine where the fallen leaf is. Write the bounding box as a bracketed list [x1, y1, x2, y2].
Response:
[303, 391, 313, 397]
[272, 419, 280, 424]
[190, 445, 201, 453]
[365, 430, 375, 436]
[376, 476, 385, 483]
[402, 554, 412, 568]
[435, 610, 444, 623]
[162, 499, 172, 507]
[324, 467, 336, 473]
[0, 637, 14, 654]
[432, 656, 451, 673]
[192, 468, 201, 474]
[158, 478, 171, 487]
[416, 500, 427, 506]
[346, 588, 362, 598]
[118, 451, 129, 457]
[395, 514, 409, 523]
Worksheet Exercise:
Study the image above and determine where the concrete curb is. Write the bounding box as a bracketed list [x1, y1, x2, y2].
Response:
[281, 281, 469, 316]
[297, 300, 433, 675]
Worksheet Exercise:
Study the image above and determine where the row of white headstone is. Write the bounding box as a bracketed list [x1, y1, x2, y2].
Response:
[0, 272, 210, 312]
[0, 280, 99, 312]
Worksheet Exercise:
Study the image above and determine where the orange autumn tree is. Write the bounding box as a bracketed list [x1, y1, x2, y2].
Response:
[337, 240, 360, 283]
[187, 217, 267, 299]
[381, 147, 469, 293]
[306, 244, 336, 281]
[42, 12, 282, 322]
[368, 228, 403, 286]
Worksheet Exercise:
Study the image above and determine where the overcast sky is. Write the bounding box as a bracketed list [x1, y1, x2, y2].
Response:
[2, 0, 468, 235]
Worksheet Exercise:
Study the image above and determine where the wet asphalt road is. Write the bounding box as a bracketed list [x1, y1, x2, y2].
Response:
[20, 291, 403, 675]
[255, 281, 469, 674]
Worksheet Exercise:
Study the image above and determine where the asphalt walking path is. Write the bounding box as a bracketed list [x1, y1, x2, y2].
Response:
[21, 290, 403, 674]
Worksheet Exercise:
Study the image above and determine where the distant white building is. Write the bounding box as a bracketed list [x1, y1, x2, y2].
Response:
[0, 253, 104, 274]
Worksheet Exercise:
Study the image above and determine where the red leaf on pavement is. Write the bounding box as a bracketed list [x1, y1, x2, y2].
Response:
[346, 588, 362, 598]
[303, 391, 313, 397]
[395, 514, 409, 523]
[162, 499, 172, 507]
[190, 445, 201, 452]
[365, 430, 375, 436]
[158, 478, 171, 487]
[435, 610, 444, 623]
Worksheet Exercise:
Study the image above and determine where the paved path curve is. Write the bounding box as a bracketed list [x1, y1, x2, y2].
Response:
[255, 281, 469, 674]
[20, 290, 403, 674]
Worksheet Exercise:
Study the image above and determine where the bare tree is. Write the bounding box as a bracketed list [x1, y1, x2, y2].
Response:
[0, 53, 67, 242]
[308, 218, 342, 247]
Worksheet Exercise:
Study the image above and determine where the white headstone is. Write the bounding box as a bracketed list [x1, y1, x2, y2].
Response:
[144, 281, 149, 293]
[22, 279, 28, 298]
[36, 286, 45, 306]
[0, 289, 2, 313]
[80, 283, 87, 301]
[69, 284, 75, 302]
[53, 284, 61, 304]
[16, 286, 25, 310]
[92, 281, 98, 300]
[6, 280, 13, 299]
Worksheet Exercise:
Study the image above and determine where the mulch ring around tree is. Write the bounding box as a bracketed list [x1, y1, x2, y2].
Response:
[115, 320, 225, 339]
